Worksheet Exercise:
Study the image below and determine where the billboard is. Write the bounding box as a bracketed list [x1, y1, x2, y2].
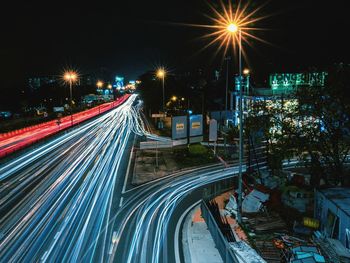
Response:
[189, 114, 203, 137]
[269, 72, 327, 90]
[172, 116, 187, 139]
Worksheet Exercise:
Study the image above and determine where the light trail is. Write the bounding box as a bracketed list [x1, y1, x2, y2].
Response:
[1, 93, 245, 263]
[108, 164, 246, 263]
[0, 94, 143, 262]
[0, 96, 130, 159]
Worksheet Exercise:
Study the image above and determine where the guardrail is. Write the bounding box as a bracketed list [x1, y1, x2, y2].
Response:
[200, 200, 239, 263]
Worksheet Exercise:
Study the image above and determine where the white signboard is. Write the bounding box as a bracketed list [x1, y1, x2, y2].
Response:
[209, 119, 218, 142]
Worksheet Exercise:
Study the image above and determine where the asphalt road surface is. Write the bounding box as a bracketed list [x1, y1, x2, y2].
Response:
[0, 95, 143, 262]
[0, 93, 245, 263]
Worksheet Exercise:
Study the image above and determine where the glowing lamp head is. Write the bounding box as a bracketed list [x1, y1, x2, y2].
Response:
[243, 69, 250, 75]
[171, 96, 177, 101]
[108, 84, 112, 89]
[64, 71, 78, 81]
[70, 73, 77, 81]
[227, 23, 238, 33]
[64, 73, 71, 81]
[157, 69, 165, 78]
[97, 81, 103, 88]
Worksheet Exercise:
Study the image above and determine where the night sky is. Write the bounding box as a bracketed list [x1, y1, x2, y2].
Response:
[0, 0, 349, 97]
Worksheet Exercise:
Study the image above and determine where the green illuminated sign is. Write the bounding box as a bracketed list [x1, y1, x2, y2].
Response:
[269, 72, 327, 90]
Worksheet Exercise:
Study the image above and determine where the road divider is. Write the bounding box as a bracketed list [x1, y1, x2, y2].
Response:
[0, 94, 131, 159]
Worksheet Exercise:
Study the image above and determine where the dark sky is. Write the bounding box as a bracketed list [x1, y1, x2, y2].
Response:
[0, 0, 349, 90]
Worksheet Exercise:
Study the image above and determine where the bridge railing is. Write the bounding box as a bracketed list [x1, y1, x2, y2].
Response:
[200, 200, 239, 263]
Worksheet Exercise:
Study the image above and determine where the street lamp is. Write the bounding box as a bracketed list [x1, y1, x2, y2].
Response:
[243, 69, 250, 96]
[224, 56, 231, 127]
[96, 81, 104, 113]
[156, 68, 166, 113]
[63, 71, 78, 126]
[63, 71, 78, 106]
[195, 1, 269, 224]
[227, 23, 238, 33]
[226, 22, 245, 224]
[97, 80, 104, 89]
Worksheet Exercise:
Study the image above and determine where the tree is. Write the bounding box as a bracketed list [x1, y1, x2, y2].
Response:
[289, 66, 350, 186]
[246, 65, 350, 186]
[245, 97, 295, 172]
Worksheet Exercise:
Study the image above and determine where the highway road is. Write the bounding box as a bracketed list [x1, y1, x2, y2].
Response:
[110, 164, 244, 263]
[0, 92, 245, 263]
[0, 95, 131, 158]
[0, 94, 144, 262]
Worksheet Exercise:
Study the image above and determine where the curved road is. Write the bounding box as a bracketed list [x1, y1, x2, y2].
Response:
[0, 93, 244, 263]
[110, 165, 243, 263]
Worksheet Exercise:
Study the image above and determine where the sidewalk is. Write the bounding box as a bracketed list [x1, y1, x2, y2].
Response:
[182, 205, 223, 263]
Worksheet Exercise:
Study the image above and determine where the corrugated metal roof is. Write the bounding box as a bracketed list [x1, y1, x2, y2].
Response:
[318, 188, 350, 217]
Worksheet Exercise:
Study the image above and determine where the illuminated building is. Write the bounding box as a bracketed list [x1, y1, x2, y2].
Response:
[232, 71, 328, 126]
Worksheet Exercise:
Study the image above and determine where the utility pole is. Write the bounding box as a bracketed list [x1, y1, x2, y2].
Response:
[187, 98, 190, 146]
[224, 56, 231, 127]
[237, 29, 243, 224]
[162, 75, 165, 114]
[69, 79, 73, 126]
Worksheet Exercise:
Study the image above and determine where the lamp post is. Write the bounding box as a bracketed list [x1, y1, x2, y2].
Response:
[107, 84, 113, 107]
[200, 1, 266, 225]
[237, 28, 244, 225]
[224, 56, 231, 127]
[156, 68, 166, 130]
[226, 22, 244, 224]
[97, 81, 104, 114]
[64, 71, 78, 126]
[156, 68, 166, 113]
[64, 71, 78, 107]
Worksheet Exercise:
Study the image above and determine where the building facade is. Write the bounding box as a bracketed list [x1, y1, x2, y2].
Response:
[315, 188, 350, 248]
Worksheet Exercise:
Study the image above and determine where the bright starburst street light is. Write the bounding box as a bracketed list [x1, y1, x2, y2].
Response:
[187, 0, 270, 225]
[156, 68, 166, 113]
[63, 70, 78, 106]
[64, 72, 78, 81]
[227, 23, 238, 33]
[156, 68, 165, 78]
[181, 0, 270, 60]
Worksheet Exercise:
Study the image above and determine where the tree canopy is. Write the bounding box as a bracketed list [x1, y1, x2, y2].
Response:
[246, 64, 350, 186]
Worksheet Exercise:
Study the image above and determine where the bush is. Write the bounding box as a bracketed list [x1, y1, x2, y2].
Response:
[189, 143, 208, 155]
